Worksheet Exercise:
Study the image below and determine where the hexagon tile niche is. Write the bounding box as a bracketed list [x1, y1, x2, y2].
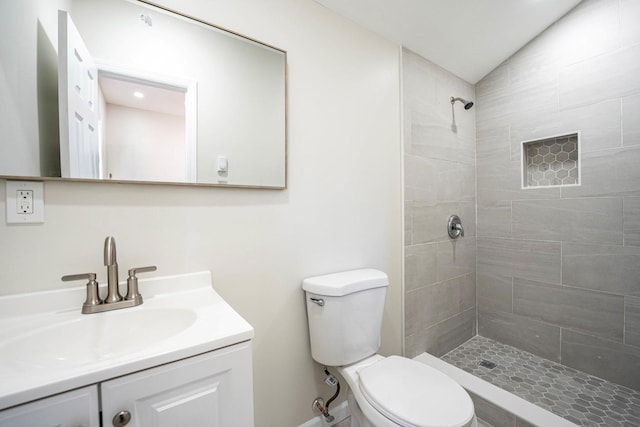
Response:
[522, 132, 580, 188]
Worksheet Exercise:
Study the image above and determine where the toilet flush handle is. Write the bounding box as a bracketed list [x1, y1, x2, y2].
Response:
[310, 297, 325, 307]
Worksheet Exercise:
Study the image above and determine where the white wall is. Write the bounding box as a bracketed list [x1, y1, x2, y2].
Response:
[105, 104, 186, 182]
[0, 0, 402, 426]
[0, 0, 70, 177]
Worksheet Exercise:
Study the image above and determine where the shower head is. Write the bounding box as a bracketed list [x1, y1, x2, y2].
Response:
[451, 96, 474, 110]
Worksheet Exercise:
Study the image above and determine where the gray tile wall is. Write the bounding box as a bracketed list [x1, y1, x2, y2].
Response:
[402, 48, 477, 358]
[476, 0, 640, 390]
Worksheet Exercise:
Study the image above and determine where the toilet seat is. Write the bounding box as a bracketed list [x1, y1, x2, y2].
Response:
[357, 356, 474, 427]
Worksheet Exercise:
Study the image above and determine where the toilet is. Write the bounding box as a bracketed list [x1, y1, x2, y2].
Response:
[303, 269, 477, 427]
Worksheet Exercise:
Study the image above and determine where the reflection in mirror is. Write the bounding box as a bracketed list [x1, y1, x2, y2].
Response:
[98, 72, 193, 182]
[0, 0, 286, 188]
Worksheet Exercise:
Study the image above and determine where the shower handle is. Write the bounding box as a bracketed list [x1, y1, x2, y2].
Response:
[448, 215, 464, 239]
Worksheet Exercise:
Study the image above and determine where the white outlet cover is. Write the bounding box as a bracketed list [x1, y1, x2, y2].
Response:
[6, 181, 45, 224]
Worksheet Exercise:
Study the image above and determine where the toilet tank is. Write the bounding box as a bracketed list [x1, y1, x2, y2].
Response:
[302, 269, 389, 366]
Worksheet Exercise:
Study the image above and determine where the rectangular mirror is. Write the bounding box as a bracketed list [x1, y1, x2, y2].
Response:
[0, 0, 287, 188]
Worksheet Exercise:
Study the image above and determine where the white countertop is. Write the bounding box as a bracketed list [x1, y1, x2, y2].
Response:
[0, 271, 253, 410]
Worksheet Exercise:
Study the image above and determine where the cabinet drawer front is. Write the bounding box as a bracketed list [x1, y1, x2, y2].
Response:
[0, 385, 99, 427]
[101, 342, 253, 427]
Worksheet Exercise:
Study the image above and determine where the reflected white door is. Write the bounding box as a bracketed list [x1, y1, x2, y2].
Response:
[58, 10, 100, 179]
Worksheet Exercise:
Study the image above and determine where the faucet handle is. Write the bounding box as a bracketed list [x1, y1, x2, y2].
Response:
[125, 266, 157, 303]
[128, 266, 157, 277]
[61, 273, 102, 313]
[62, 272, 97, 282]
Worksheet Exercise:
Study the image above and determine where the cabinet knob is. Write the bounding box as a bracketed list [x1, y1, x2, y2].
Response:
[112, 410, 131, 426]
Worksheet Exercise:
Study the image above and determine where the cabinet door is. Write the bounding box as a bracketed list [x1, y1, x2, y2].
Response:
[101, 342, 254, 427]
[0, 385, 99, 427]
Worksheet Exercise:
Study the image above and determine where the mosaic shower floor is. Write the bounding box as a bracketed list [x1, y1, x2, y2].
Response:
[442, 336, 640, 426]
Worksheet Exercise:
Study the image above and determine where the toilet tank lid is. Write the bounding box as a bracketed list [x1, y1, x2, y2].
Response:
[302, 269, 389, 296]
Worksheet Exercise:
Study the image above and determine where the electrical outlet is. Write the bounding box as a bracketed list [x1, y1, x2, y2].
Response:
[6, 181, 45, 224]
[17, 190, 34, 214]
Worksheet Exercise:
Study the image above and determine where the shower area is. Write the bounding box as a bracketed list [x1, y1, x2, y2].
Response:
[403, 0, 640, 425]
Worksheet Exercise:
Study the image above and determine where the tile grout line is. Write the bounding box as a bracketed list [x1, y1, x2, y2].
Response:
[560, 241, 563, 287]
[559, 327, 562, 365]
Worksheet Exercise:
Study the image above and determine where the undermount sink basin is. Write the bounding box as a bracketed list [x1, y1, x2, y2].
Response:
[1, 308, 197, 369]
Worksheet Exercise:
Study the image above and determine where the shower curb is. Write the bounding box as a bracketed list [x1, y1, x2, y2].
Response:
[414, 352, 577, 427]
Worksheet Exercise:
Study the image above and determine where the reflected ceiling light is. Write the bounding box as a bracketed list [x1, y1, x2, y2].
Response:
[133, 91, 145, 99]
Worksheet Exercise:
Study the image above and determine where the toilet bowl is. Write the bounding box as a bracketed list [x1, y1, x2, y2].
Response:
[338, 355, 476, 427]
[302, 269, 476, 427]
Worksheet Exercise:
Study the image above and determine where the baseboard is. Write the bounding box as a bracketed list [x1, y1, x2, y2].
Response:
[298, 400, 350, 427]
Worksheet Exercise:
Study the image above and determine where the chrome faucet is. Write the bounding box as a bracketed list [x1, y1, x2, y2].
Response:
[104, 236, 122, 303]
[62, 236, 156, 314]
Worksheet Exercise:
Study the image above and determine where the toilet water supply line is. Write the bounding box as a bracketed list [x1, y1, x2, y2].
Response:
[313, 367, 341, 423]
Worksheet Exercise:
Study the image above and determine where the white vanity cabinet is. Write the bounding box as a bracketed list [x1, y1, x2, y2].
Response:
[0, 386, 100, 427]
[102, 341, 253, 427]
[0, 342, 253, 427]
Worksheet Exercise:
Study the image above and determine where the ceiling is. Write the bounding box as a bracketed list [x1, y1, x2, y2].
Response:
[314, 0, 583, 84]
[99, 76, 185, 116]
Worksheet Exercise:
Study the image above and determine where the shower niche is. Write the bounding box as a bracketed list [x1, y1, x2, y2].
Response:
[521, 132, 580, 188]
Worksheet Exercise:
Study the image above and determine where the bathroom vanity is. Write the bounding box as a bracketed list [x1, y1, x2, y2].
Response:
[0, 271, 254, 427]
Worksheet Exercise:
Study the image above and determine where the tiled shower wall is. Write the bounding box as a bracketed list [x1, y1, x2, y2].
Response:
[403, 48, 477, 358]
[476, 0, 640, 390]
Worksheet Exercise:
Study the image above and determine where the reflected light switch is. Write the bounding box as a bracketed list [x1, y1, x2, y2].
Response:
[217, 156, 228, 174]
